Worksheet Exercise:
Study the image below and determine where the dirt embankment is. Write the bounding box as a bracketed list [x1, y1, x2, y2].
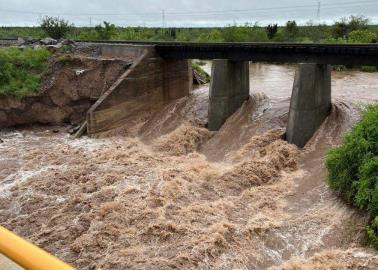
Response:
[0, 55, 129, 127]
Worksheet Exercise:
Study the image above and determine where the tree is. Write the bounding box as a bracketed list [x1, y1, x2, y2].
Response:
[285, 20, 299, 40]
[94, 21, 117, 40]
[266, 24, 278, 40]
[40, 16, 73, 39]
[197, 30, 223, 43]
[348, 15, 369, 32]
[332, 15, 369, 39]
[170, 28, 177, 39]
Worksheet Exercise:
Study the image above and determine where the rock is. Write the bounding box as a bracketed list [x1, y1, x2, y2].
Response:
[17, 37, 25, 45]
[0, 138, 3, 143]
[40, 37, 58, 45]
[60, 39, 75, 45]
[75, 69, 86, 76]
[25, 37, 37, 45]
[46, 44, 62, 52]
[33, 44, 42, 50]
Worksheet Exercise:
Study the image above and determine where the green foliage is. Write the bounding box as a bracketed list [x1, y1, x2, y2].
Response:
[326, 104, 378, 247]
[266, 24, 278, 40]
[197, 29, 224, 43]
[40, 16, 73, 39]
[192, 62, 210, 83]
[300, 22, 332, 42]
[367, 217, 378, 249]
[0, 47, 50, 98]
[361, 66, 378, 72]
[348, 30, 377, 43]
[195, 60, 207, 66]
[94, 21, 117, 40]
[222, 23, 268, 42]
[332, 15, 369, 39]
[285, 20, 299, 41]
[2, 15, 378, 46]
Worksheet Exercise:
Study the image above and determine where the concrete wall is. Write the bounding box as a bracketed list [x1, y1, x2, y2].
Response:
[286, 63, 332, 148]
[208, 60, 250, 131]
[87, 46, 192, 135]
[100, 44, 153, 59]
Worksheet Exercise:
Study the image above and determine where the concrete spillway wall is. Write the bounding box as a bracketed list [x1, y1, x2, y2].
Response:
[87, 45, 192, 135]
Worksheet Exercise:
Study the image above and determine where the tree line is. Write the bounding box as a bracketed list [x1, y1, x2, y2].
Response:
[1, 15, 377, 44]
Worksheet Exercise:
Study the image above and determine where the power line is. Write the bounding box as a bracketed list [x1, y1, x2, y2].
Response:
[0, 0, 376, 17]
[317, 2, 321, 23]
[162, 9, 165, 28]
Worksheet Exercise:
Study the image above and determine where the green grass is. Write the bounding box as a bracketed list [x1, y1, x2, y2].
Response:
[326, 103, 378, 248]
[0, 47, 50, 98]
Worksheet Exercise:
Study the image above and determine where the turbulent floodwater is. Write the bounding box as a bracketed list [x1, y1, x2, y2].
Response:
[1, 63, 378, 270]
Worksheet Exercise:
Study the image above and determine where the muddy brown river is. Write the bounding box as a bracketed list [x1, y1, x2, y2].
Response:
[1, 63, 378, 269]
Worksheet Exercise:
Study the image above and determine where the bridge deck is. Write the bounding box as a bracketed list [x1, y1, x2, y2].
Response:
[155, 42, 378, 65]
[77, 40, 378, 65]
[3, 39, 378, 65]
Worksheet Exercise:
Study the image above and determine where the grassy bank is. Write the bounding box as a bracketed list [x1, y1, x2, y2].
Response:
[326, 104, 378, 248]
[0, 47, 50, 98]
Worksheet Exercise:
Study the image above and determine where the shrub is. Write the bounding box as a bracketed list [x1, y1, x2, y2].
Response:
[360, 66, 378, 72]
[94, 21, 116, 40]
[0, 47, 50, 98]
[40, 16, 73, 39]
[348, 30, 377, 43]
[197, 29, 224, 43]
[266, 24, 278, 40]
[332, 15, 369, 39]
[367, 217, 378, 248]
[285, 20, 299, 41]
[192, 62, 210, 83]
[326, 104, 378, 247]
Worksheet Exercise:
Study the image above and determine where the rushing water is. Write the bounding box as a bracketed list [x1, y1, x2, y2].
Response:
[1, 63, 378, 270]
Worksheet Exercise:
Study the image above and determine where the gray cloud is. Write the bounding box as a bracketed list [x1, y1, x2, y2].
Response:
[0, 0, 377, 26]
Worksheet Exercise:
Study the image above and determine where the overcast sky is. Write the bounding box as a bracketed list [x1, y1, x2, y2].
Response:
[0, 0, 377, 27]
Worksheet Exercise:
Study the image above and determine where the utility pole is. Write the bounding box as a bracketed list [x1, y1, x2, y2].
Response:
[162, 9, 165, 28]
[89, 17, 92, 27]
[317, 2, 321, 25]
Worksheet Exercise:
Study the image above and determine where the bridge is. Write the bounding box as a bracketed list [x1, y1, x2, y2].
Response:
[80, 41, 378, 147]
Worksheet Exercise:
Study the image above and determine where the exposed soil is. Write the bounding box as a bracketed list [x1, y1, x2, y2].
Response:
[0, 55, 129, 127]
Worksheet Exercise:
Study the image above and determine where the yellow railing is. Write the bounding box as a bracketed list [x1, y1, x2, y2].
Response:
[0, 225, 76, 270]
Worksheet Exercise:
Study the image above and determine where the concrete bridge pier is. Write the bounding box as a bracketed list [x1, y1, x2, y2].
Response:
[286, 63, 332, 148]
[208, 60, 250, 131]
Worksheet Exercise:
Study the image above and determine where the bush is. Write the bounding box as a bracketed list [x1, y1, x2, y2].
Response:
[326, 104, 378, 247]
[348, 30, 377, 43]
[40, 16, 73, 39]
[360, 66, 378, 72]
[94, 21, 116, 40]
[0, 47, 50, 98]
[332, 15, 369, 39]
[197, 29, 224, 43]
[192, 62, 210, 83]
[266, 24, 278, 40]
[285, 20, 299, 41]
[367, 217, 378, 248]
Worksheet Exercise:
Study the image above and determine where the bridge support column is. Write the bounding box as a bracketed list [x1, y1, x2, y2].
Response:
[286, 63, 331, 148]
[208, 60, 249, 131]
